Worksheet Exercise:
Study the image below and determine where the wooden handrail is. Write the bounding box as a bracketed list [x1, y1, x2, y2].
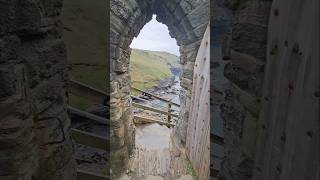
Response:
[131, 95, 149, 103]
[131, 86, 180, 107]
[71, 128, 109, 150]
[132, 102, 179, 118]
[68, 79, 108, 104]
[210, 133, 224, 146]
[68, 106, 109, 125]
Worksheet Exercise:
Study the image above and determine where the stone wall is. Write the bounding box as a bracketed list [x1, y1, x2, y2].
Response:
[210, 0, 232, 176]
[110, 0, 209, 177]
[0, 0, 76, 180]
[215, 0, 272, 179]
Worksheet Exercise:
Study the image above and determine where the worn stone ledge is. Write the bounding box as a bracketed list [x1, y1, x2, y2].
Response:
[230, 50, 265, 74]
[231, 83, 260, 117]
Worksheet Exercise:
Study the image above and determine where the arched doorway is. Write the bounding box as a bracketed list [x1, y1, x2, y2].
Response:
[110, 0, 209, 178]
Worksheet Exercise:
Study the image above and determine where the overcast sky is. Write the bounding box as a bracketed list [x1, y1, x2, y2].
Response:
[130, 15, 180, 56]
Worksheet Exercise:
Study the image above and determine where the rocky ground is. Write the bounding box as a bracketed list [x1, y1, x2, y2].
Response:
[144, 76, 176, 96]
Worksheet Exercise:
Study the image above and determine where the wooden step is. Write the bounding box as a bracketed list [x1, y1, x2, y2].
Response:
[77, 169, 109, 180]
[68, 106, 109, 125]
[71, 128, 109, 150]
[68, 79, 108, 104]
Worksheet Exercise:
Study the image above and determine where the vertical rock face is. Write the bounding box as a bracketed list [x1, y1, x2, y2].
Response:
[110, 0, 209, 177]
[0, 0, 76, 179]
[210, 0, 233, 177]
[214, 0, 272, 179]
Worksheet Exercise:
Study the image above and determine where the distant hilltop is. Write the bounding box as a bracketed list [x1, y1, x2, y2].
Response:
[130, 49, 181, 91]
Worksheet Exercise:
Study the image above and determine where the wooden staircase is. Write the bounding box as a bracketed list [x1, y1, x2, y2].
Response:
[67, 79, 109, 180]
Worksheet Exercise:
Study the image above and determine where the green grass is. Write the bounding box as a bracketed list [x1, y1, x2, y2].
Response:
[187, 160, 199, 180]
[130, 49, 179, 91]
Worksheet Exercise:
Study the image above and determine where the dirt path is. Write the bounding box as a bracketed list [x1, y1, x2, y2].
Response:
[120, 123, 196, 180]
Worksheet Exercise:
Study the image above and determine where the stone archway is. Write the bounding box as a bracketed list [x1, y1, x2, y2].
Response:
[110, 0, 209, 176]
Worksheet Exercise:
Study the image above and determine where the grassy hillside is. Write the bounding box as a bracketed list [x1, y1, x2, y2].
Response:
[130, 49, 180, 90]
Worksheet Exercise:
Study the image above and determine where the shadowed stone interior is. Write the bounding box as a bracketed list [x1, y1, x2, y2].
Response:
[0, 0, 76, 179]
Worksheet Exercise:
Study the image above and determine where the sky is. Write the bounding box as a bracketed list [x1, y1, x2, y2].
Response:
[130, 15, 180, 56]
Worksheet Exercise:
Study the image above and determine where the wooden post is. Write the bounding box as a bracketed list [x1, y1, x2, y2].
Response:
[167, 102, 172, 123]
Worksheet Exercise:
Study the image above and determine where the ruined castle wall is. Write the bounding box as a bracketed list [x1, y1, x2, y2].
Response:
[110, 0, 209, 177]
[0, 0, 76, 179]
[217, 0, 272, 179]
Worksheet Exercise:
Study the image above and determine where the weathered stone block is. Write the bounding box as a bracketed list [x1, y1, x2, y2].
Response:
[0, 116, 36, 177]
[230, 50, 265, 74]
[180, 0, 194, 15]
[111, 125, 126, 149]
[186, 1, 209, 29]
[0, 65, 18, 99]
[31, 74, 65, 115]
[193, 22, 208, 39]
[110, 146, 129, 179]
[240, 112, 258, 158]
[181, 77, 193, 90]
[38, 41, 67, 79]
[114, 48, 130, 73]
[232, 84, 260, 117]
[163, 0, 181, 13]
[0, 35, 20, 63]
[238, 1, 272, 26]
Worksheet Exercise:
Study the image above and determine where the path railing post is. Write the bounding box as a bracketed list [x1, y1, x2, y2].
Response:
[167, 101, 172, 123]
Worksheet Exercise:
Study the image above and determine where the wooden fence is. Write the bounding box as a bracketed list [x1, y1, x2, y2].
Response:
[131, 86, 179, 127]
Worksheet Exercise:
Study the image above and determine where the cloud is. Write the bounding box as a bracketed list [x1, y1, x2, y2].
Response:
[130, 15, 180, 56]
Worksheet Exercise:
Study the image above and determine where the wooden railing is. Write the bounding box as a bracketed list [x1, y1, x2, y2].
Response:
[132, 86, 180, 107]
[131, 86, 180, 126]
[67, 79, 109, 180]
[67, 81, 181, 178]
[210, 133, 224, 146]
[67, 79, 108, 104]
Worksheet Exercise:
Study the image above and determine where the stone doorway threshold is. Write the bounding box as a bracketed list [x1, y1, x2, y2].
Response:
[119, 123, 196, 180]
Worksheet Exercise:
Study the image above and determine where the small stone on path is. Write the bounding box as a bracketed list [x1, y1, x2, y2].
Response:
[177, 175, 194, 180]
[119, 175, 131, 180]
[143, 175, 164, 180]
